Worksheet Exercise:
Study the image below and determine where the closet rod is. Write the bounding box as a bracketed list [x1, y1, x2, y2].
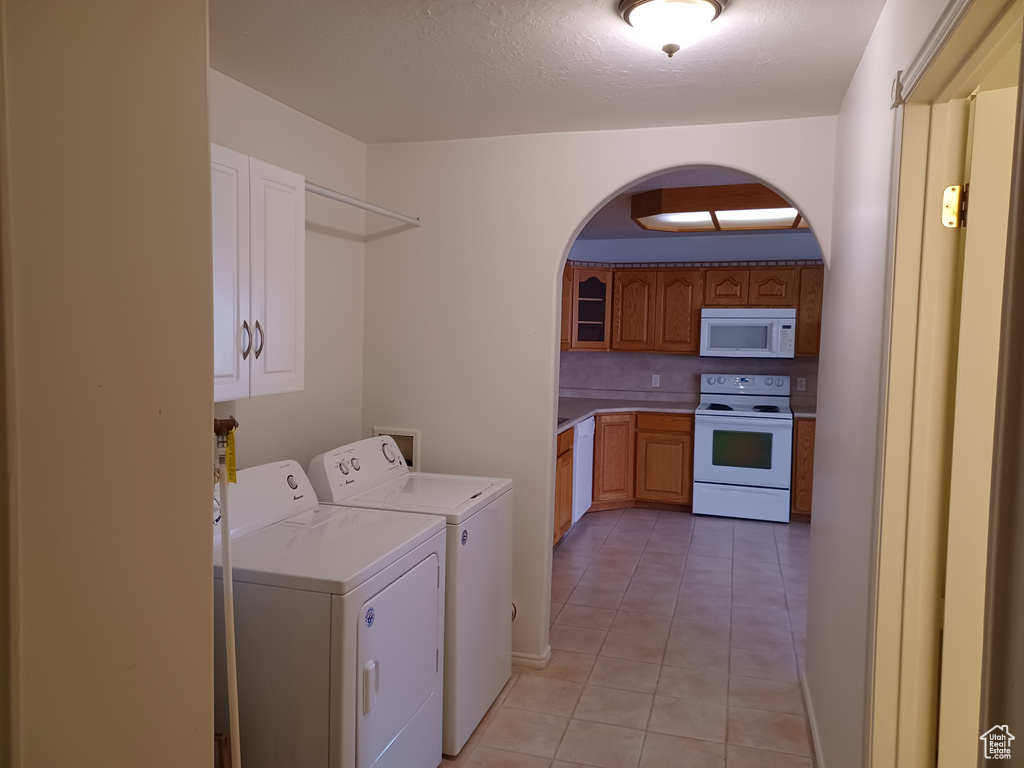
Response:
[305, 181, 421, 227]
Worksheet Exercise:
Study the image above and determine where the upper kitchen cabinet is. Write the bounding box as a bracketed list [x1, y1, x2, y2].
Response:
[654, 269, 703, 353]
[612, 270, 656, 350]
[796, 266, 824, 356]
[571, 268, 612, 350]
[704, 268, 749, 306]
[749, 268, 797, 306]
[560, 264, 572, 351]
[212, 144, 305, 402]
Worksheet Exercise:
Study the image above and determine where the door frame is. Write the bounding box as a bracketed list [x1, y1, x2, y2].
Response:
[870, 1, 1023, 765]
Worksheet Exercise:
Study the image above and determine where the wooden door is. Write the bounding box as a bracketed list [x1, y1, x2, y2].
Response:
[749, 268, 797, 306]
[560, 264, 572, 351]
[593, 413, 635, 503]
[654, 269, 703, 353]
[612, 270, 656, 350]
[704, 268, 749, 306]
[791, 418, 815, 514]
[571, 269, 612, 350]
[635, 413, 693, 504]
[554, 448, 573, 545]
[796, 266, 824, 356]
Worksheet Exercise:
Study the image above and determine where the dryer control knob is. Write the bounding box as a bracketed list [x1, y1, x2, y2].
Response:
[287, 475, 298, 490]
[382, 444, 397, 463]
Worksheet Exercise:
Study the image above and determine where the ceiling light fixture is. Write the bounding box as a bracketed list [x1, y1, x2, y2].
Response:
[631, 184, 808, 233]
[618, 0, 725, 58]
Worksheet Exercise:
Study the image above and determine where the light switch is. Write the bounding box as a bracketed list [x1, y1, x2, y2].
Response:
[797, 378, 806, 391]
[652, 374, 660, 387]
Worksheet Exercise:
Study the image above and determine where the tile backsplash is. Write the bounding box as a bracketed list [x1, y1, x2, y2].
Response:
[559, 351, 818, 407]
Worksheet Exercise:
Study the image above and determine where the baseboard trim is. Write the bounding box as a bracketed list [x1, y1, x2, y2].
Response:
[801, 664, 826, 768]
[512, 645, 551, 670]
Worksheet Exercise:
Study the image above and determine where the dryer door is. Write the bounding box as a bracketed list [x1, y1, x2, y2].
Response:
[356, 553, 441, 768]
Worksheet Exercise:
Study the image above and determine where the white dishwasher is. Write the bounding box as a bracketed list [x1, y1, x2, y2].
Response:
[572, 417, 594, 524]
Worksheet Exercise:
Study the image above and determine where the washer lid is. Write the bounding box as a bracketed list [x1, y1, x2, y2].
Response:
[213, 505, 444, 594]
[341, 473, 512, 524]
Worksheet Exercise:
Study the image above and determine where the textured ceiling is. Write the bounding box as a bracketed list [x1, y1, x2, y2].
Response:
[209, 0, 886, 145]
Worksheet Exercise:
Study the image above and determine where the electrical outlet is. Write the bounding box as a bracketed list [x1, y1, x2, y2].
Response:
[797, 378, 806, 391]
[652, 374, 660, 388]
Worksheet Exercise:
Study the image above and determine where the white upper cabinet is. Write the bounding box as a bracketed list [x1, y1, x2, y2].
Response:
[212, 144, 305, 402]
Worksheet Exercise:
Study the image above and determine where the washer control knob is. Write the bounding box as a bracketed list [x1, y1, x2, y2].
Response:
[339, 461, 350, 476]
[351, 458, 361, 471]
[286, 475, 298, 490]
[382, 443, 397, 463]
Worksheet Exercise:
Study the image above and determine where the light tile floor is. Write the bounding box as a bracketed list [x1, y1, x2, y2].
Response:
[442, 508, 813, 768]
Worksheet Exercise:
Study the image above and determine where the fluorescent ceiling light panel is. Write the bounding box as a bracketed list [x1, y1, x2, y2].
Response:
[638, 211, 715, 231]
[716, 207, 799, 229]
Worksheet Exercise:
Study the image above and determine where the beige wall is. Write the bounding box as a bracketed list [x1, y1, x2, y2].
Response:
[210, 71, 367, 470]
[2, 3, 212, 766]
[805, 0, 951, 766]
[363, 117, 837, 661]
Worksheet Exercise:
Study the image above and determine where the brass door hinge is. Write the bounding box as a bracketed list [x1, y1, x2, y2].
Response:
[941, 183, 969, 228]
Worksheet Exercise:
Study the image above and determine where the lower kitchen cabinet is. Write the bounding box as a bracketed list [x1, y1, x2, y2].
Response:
[554, 428, 574, 545]
[635, 413, 693, 504]
[593, 413, 636, 505]
[792, 418, 815, 514]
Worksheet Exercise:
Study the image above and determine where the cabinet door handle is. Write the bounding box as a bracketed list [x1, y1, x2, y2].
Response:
[240, 321, 252, 360]
[253, 320, 265, 360]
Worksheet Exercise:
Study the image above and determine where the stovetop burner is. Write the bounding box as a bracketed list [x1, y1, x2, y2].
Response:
[707, 403, 733, 411]
[753, 405, 781, 413]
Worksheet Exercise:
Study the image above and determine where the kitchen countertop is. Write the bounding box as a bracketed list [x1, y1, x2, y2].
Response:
[557, 396, 816, 433]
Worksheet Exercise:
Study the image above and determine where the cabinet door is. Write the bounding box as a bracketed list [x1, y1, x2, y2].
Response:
[560, 264, 572, 351]
[792, 418, 815, 513]
[749, 268, 797, 306]
[704, 268, 749, 306]
[654, 269, 703, 353]
[635, 414, 693, 504]
[593, 413, 636, 503]
[796, 266, 824, 356]
[554, 448, 574, 545]
[212, 144, 251, 403]
[612, 271, 656, 350]
[572, 269, 612, 350]
[249, 157, 305, 397]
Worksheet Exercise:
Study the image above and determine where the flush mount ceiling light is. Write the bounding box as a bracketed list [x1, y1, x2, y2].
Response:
[631, 184, 809, 233]
[619, 0, 725, 57]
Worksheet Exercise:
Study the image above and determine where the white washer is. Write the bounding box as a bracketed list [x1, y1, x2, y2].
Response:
[213, 460, 446, 768]
[308, 437, 513, 757]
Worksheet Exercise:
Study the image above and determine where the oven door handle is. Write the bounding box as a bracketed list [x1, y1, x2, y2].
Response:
[695, 415, 792, 430]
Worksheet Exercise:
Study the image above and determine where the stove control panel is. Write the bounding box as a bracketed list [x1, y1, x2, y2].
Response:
[701, 374, 790, 396]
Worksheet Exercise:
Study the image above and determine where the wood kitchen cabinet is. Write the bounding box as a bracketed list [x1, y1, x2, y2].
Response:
[796, 266, 824, 356]
[592, 413, 636, 505]
[612, 270, 656, 350]
[704, 268, 749, 306]
[635, 413, 693, 504]
[792, 418, 815, 515]
[560, 264, 572, 351]
[654, 269, 703, 353]
[571, 268, 612, 350]
[554, 428, 574, 545]
[749, 268, 797, 306]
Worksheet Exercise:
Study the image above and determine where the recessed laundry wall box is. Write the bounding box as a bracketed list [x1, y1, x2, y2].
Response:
[212, 143, 305, 401]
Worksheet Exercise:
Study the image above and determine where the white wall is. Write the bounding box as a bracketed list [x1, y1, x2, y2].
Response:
[2, 3, 212, 765]
[364, 117, 836, 661]
[806, 1, 951, 766]
[210, 71, 367, 470]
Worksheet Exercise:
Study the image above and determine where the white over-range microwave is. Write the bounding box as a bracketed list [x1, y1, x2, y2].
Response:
[699, 308, 796, 358]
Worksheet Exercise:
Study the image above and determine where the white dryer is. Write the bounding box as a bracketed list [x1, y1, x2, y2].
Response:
[308, 437, 513, 756]
[213, 460, 446, 768]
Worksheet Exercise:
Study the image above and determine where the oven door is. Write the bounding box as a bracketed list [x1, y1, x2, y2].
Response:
[693, 415, 793, 489]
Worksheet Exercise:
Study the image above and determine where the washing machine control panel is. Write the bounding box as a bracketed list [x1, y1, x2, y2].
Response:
[308, 436, 409, 503]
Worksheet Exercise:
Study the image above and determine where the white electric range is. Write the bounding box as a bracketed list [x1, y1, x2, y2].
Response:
[693, 374, 794, 523]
